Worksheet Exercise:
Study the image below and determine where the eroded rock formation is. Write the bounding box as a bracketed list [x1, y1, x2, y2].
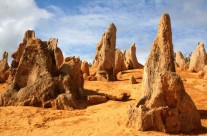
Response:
[81, 61, 90, 80]
[114, 49, 126, 77]
[189, 42, 207, 72]
[0, 52, 9, 83]
[0, 30, 85, 110]
[124, 43, 143, 69]
[47, 38, 64, 69]
[175, 51, 187, 70]
[127, 13, 201, 133]
[92, 23, 116, 81]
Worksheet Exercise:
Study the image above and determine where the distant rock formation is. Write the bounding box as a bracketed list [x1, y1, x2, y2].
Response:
[92, 23, 117, 81]
[124, 43, 143, 69]
[114, 49, 126, 77]
[189, 42, 207, 72]
[0, 30, 85, 110]
[175, 51, 187, 70]
[81, 61, 90, 80]
[0, 51, 9, 83]
[127, 13, 201, 133]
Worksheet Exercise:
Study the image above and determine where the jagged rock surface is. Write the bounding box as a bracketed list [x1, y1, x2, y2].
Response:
[114, 49, 126, 77]
[189, 42, 207, 72]
[0, 30, 85, 110]
[0, 52, 9, 83]
[127, 13, 201, 133]
[47, 38, 64, 69]
[175, 51, 187, 70]
[92, 23, 117, 81]
[81, 61, 90, 80]
[11, 30, 35, 68]
[124, 43, 143, 69]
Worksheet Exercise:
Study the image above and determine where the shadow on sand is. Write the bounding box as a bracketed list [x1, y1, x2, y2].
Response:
[199, 110, 207, 119]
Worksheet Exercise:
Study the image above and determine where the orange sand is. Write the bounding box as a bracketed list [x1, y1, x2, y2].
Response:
[0, 69, 207, 136]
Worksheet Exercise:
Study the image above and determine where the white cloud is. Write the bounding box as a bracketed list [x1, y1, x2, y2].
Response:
[0, 0, 52, 63]
[1, 0, 207, 65]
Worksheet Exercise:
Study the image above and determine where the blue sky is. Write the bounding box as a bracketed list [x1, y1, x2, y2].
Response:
[1, 0, 207, 64]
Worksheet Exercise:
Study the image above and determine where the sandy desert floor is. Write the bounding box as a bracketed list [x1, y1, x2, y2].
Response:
[0, 68, 207, 136]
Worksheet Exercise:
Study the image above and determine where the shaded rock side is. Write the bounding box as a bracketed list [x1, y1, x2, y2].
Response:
[114, 49, 126, 77]
[11, 30, 35, 68]
[125, 43, 143, 69]
[175, 51, 187, 70]
[0, 51, 9, 83]
[81, 61, 90, 80]
[129, 76, 137, 84]
[0, 30, 85, 110]
[189, 42, 207, 72]
[59, 56, 84, 101]
[0, 51, 9, 73]
[12, 38, 54, 89]
[47, 38, 64, 69]
[92, 23, 117, 81]
[127, 13, 201, 133]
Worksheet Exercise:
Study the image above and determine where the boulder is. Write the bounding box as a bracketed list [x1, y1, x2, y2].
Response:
[189, 42, 207, 72]
[175, 51, 187, 70]
[86, 95, 107, 105]
[0, 30, 85, 110]
[124, 43, 143, 69]
[107, 92, 130, 101]
[92, 23, 117, 81]
[127, 13, 201, 133]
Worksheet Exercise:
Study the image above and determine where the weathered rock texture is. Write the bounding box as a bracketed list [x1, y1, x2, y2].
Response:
[204, 66, 207, 80]
[47, 38, 64, 69]
[124, 43, 143, 69]
[81, 61, 90, 80]
[11, 30, 35, 68]
[129, 76, 137, 84]
[175, 51, 187, 70]
[189, 42, 207, 72]
[92, 23, 117, 81]
[0, 30, 85, 110]
[114, 49, 126, 76]
[127, 13, 201, 133]
[0, 52, 9, 83]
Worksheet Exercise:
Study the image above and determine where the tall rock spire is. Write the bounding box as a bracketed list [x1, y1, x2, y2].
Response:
[92, 23, 117, 81]
[127, 13, 201, 133]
